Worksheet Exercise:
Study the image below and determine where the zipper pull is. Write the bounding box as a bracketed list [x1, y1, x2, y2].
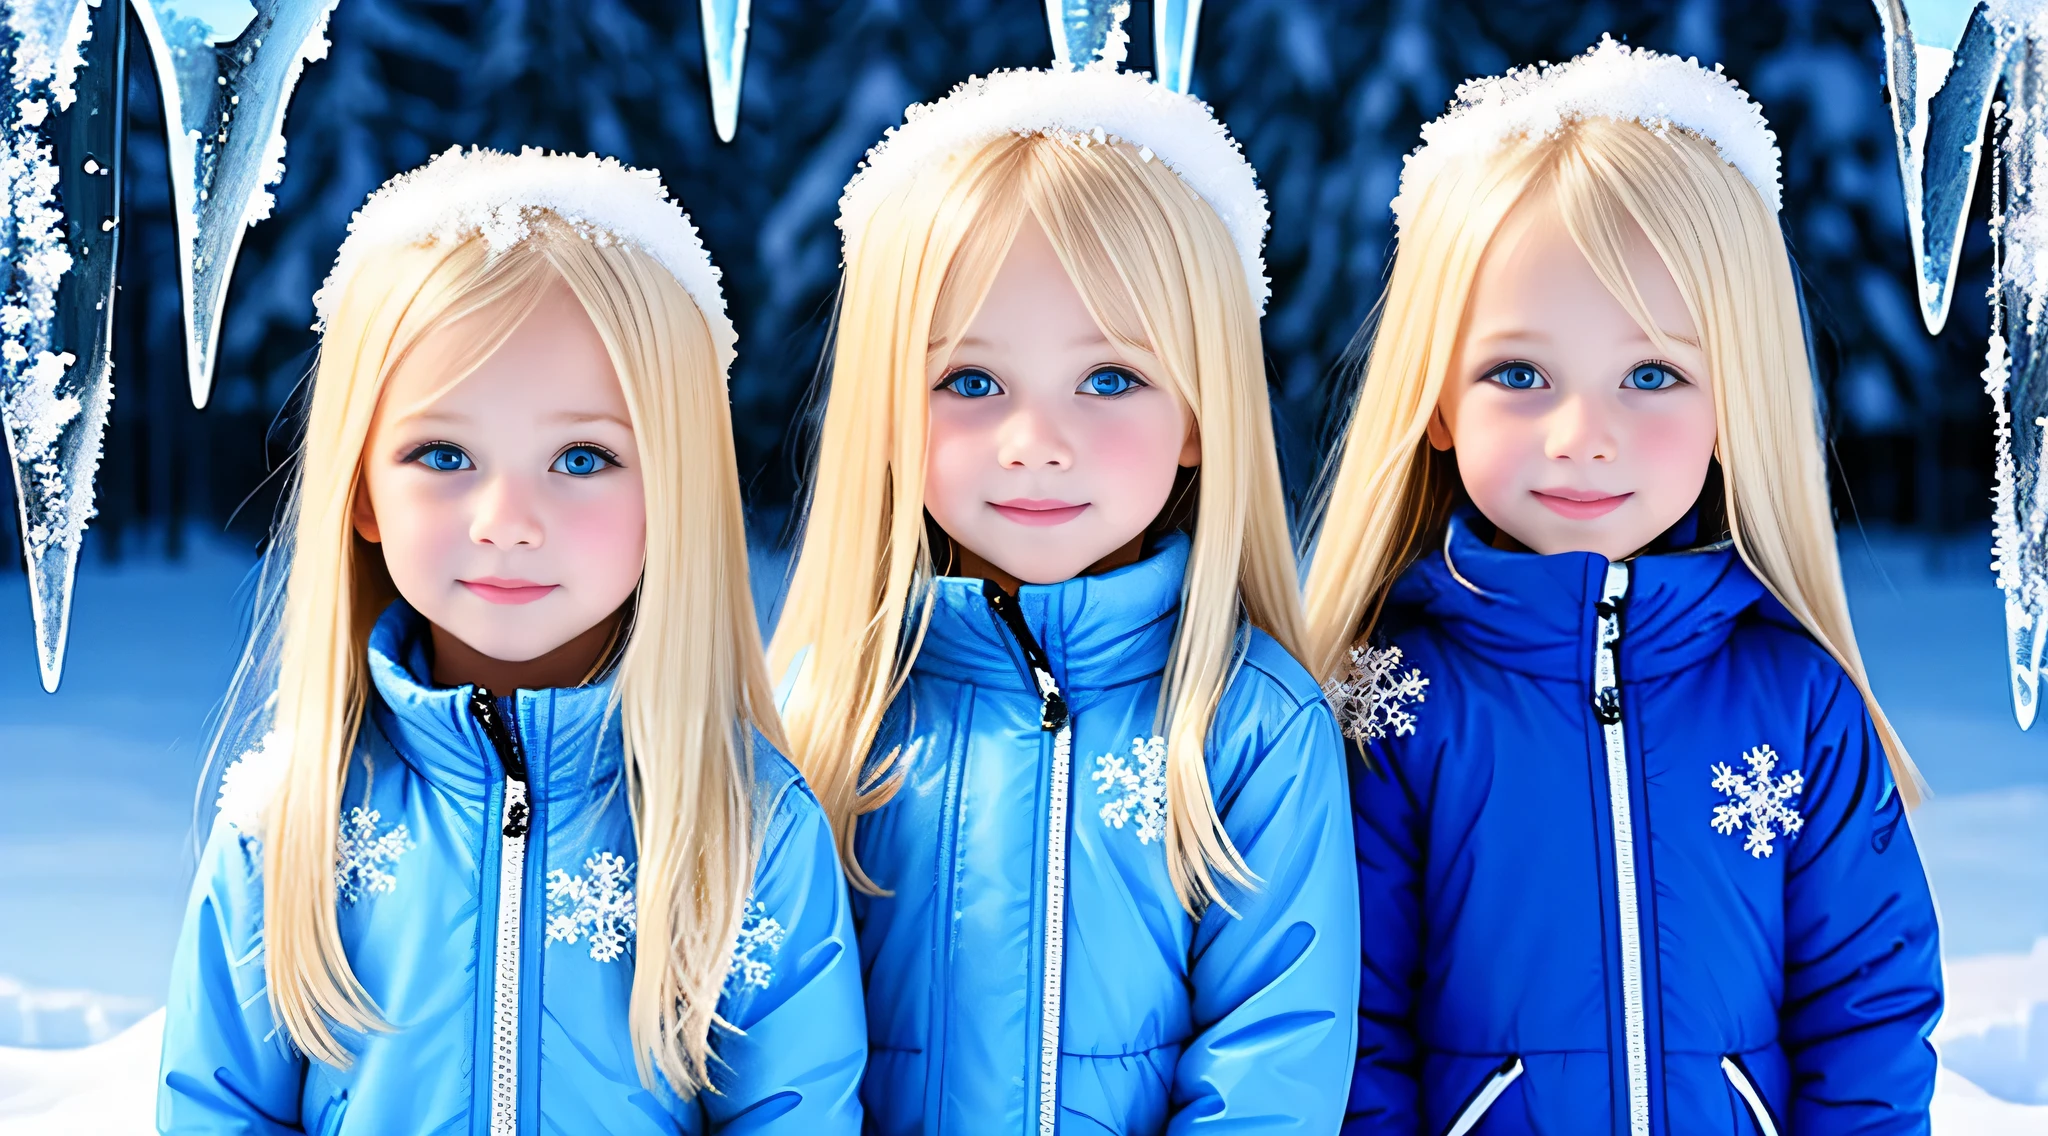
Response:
[469, 689, 531, 838]
[983, 582, 1067, 734]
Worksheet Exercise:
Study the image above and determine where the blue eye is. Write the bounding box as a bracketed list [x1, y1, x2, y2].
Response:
[410, 443, 473, 472]
[551, 445, 617, 477]
[1484, 362, 1548, 390]
[940, 369, 1002, 398]
[1623, 363, 1685, 390]
[1080, 368, 1144, 397]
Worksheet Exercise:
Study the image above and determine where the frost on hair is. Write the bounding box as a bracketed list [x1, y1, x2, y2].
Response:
[1391, 35, 1783, 232]
[314, 147, 738, 375]
[836, 66, 1272, 314]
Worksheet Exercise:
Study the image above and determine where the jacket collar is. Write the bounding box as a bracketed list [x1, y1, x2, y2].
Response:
[1387, 508, 1777, 682]
[911, 533, 1189, 694]
[365, 601, 624, 803]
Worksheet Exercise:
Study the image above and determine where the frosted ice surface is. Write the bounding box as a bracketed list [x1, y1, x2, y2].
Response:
[1044, 0, 1130, 71]
[129, 0, 339, 409]
[698, 0, 751, 143]
[0, 0, 123, 693]
[1152, 0, 1201, 94]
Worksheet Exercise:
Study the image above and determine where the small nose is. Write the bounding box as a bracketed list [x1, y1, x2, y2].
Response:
[1543, 392, 1619, 462]
[469, 473, 545, 548]
[994, 395, 1073, 470]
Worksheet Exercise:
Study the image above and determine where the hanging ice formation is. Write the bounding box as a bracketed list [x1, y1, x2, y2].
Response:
[129, 0, 339, 410]
[1, 0, 126, 693]
[1045, 0, 1131, 71]
[1875, 0, 2048, 727]
[699, 0, 750, 143]
[1152, 0, 1202, 94]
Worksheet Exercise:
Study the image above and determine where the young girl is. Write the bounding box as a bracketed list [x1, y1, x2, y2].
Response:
[1304, 40, 1943, 1135]
[770, 65, 1359, 1134]
[157, 148, 866, 1133]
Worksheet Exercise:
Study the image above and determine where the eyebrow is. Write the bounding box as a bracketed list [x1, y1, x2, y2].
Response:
[396, 408, 632, 429]
[955, 330, 1111, 352]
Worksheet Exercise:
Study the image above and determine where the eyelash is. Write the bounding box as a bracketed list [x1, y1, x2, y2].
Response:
[398, 442, 625, 471]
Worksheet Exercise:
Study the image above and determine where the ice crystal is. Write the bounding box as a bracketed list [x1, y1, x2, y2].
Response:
[215, 729, 290, 840]
[334, 806, 412, 904]
[1326, 644, 1430, 744]
[545, 850, 638, 963]
[1709, 745, 1805, 859]
[1093, 734, 1168, 845]
[725, 900, 785, 993]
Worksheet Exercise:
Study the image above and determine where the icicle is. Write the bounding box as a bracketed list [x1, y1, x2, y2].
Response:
[1044, 0, 1131, 73]
[0, 0, 125, 693]
[698, 0, 750, 143]
[1871, 0, 2012, 333]
[128, 0, 339, 409]
[1152, 0, 1201, 94]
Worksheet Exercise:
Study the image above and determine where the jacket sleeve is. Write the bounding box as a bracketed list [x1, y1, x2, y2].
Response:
[1170, 697, 1361, 1132]
[157, 822, 307, 1134]
[698, 780, 867, 1133]
[1342, 735, 1424, 1135]
[1781, 675, 1942, 1134]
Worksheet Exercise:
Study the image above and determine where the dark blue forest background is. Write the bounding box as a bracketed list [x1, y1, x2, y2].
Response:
[0, 0, 2000, 564]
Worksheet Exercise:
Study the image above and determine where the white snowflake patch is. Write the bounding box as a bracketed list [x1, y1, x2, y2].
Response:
[725, 901, 786, 993]
[334, 807, 412, 905]
[1326, 645, 1430, 744]
[1093, 735, 1168, 845]
[1710, 745, 1806, 859]
[545, 851, 638, 963]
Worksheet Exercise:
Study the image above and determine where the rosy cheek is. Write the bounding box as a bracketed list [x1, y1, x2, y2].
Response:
[1446, 403, 1537, 508]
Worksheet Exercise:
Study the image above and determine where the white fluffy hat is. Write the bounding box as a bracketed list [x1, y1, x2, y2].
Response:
[1393, 35, 1782, 232]
[837, 65, 1273, 314]
[315, 146, 738, 374]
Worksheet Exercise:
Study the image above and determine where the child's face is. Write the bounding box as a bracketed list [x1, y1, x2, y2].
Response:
[1430, 191, 1718, 561]
[353, 279, 647, 681]
[924, 217, 1199, 588]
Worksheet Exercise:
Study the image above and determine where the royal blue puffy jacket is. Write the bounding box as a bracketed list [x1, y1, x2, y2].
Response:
[852, 535, 1360, 1134]
[158, 602, 867, 1134]
[1343, 512, 1942, 1136]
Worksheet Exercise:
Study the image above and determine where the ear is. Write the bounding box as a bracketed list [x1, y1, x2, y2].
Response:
[1178, 416, 1202, 468]
[1424, 405, 1454, 453]
[351, 480, 382, 544]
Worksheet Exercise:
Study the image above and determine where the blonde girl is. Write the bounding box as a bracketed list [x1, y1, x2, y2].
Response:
[1306, 40, 1942, 1135]
[157, 148, 865, 1134]
[771, 65, 1359, 1134]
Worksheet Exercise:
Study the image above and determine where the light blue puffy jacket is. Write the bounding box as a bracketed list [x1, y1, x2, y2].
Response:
[853, 535, 1360, 1134]
[157, 602, 867, 1134]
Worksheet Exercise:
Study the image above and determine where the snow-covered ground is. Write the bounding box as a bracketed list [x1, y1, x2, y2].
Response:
[0, 528, 2040, 1131]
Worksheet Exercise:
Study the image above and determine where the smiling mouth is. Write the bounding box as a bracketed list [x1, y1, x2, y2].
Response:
[990, 498, 1090, 526]
[1531, 490, 1632, 520]
[461, 578, 559, 605]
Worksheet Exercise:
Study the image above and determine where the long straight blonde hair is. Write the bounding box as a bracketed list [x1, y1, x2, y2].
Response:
[228, 215, 784, 1091]
[1301, 117, 1923, 803]
[770, 133, 1304, 912]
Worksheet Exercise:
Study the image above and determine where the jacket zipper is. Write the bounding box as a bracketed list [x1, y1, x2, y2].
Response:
[984, 581, 1072, 1136]
[1593, 562, 1649, 1136]
[1442, 1055, 1524, 1136]
[471, 689, 532, 1136]
[1720, 1055, 1780, 1136]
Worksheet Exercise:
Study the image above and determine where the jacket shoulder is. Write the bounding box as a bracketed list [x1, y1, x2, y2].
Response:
[747, 731, 832, 851]
[1228, 627, 1331, 715]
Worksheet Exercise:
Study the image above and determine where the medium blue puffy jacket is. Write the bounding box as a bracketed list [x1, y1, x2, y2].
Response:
[158, 602, 867, 1134]
[1343, 512, 1942, 1136]
[852, 535, 1360, 1134]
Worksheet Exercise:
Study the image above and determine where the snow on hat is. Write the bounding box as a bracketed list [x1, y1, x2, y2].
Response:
[1392, 35, 1783, 232]
[837, 65, 1273, 314]
[315, 146, 737, 374]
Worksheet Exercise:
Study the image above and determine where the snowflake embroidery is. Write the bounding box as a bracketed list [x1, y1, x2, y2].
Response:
[1710, 745, 1806, 859]
[545, 851, 638, 963]
[334, 807, 412, 906]
[726, 901, 786, 993]
[1093, 735, 1169, 845]
[1326, 645, 1430, 744]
